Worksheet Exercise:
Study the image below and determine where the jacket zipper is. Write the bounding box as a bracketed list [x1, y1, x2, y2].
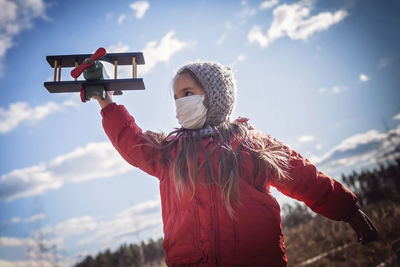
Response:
[210, 184, 219, 265]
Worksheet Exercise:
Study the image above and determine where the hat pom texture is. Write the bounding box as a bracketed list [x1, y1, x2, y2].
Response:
[177, 62, 237, 127]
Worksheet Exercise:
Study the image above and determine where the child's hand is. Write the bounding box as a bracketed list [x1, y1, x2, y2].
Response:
[348, 209, 379, 245]
[92, 91, 114, 109]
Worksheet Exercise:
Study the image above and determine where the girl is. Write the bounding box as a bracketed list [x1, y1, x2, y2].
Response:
[93, 61, 378, 266]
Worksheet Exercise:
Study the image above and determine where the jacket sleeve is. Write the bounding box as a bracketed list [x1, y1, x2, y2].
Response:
[265, 134, 359, 222]
[101, 102, 167, 180]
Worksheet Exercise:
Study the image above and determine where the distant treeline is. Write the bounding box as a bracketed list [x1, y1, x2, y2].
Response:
[74, 158, 400, 267]
[75, 238, 164, 267]
[341, 158, 400, 205]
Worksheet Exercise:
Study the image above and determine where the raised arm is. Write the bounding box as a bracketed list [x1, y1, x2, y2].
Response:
[93, 92, 167, 179]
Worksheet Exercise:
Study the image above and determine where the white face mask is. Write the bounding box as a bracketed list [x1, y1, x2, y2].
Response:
[175, 94, 207, 129]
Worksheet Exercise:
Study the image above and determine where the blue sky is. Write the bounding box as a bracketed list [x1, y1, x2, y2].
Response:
[0, 0, 399, 265]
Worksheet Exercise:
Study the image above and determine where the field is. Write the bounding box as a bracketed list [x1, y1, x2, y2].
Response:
[283, 200, 400, 267]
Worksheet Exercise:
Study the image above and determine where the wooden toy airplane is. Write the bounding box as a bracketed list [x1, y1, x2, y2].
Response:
[44, 47, 145, 102]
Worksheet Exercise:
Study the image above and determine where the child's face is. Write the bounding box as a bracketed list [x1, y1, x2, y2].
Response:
[173, 72, 206, 102]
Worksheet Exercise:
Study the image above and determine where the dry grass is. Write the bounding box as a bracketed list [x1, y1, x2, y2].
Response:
[283, 200, 400, 267]
[143, 262, 167, 267]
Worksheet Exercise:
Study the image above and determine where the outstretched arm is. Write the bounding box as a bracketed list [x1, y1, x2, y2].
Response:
[264, 134, 378, 244]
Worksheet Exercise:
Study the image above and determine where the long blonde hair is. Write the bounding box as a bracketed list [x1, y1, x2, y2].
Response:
[144, 69, 291, 218]
[147, 121, 291, 219]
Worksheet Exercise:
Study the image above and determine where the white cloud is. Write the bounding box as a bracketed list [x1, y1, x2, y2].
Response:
[239, 6, 257, 24]
[103, 42, 132, 78]
[315, 143, 323, 150]
[141, 31, 192, 74]
[318, 85, 347, 94]
[62, 98, 80, 109]
[260, 0, 279, 10]
[237, 54, 246, 62]
[231, 53, 247, 68]
[0, 237, 36, 247]
[359, 73, 369, 82]
[0, 0, 47, 76]
[217, 22, 232, 46]
[28, 213, 45, 223]
[0, 164, 63, 202]
[10, 217, 21, 223]
[0, 101, 77, 134]
[50, 216, 98, 237]
[217, 33, 227, 46]
[248, 25, 270, 47]
[249, 0, 348, 47]
[311, 125, 400, 177]
[130, 1, 150, 19]
[104, 32, 191, 77]
[106, 41, 130, 53]
[298, 135, 315, 143]
[0, 235, 59, 250]
[394, 113, 400, 121]
[241, 7, 257, 17]
[0, 141, 134, 202]
[11, 213, 45, 224]
[1, 197, 162, 265]
[49, 142, 133, 183]
[77, 197, 162, 247]
[118, 14, 126, 25]
[332, 85, 346, 94]
[0, 259, 68, 267]
[0, 236, 68, 267]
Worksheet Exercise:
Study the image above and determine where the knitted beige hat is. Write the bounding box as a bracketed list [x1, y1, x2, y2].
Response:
[176, 61, 237, 127]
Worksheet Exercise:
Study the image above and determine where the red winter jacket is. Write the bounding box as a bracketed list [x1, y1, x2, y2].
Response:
[101, 103, 359, 267]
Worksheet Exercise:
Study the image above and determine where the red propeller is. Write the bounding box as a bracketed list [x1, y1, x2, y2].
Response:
[70, 47, 106, 79]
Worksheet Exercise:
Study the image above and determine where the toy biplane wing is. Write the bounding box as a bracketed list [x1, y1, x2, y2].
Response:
[44, 48, 145, 102]
[44, 79, 145, 93]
